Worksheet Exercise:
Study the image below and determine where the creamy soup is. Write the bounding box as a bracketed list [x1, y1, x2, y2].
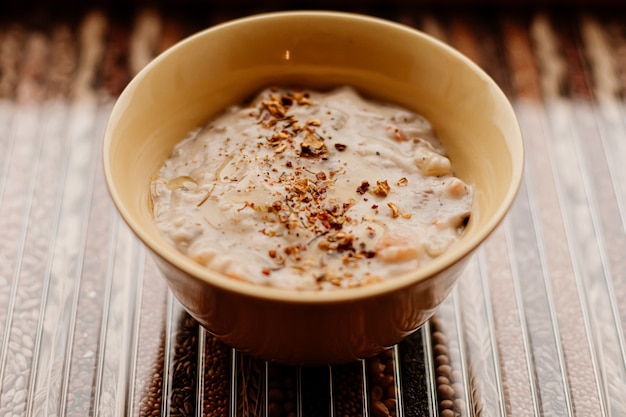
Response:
[150, 87, 472, 290]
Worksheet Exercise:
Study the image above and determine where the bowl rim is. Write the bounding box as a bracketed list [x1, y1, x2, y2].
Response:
[103, 10, 524, 304]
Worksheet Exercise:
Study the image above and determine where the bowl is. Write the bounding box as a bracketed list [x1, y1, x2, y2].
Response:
[103, 11, 523, 365]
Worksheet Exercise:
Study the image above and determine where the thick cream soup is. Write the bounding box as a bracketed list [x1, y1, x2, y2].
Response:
[150, 87, 472, 290]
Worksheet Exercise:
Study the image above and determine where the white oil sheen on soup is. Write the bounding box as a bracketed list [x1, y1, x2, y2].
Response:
[150, 86, 472, 290]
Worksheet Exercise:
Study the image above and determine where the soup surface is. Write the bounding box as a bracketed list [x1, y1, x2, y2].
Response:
[151, 87, 472, 290]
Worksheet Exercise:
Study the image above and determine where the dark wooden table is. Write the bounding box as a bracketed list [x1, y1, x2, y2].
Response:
[1, 3, 625, 416]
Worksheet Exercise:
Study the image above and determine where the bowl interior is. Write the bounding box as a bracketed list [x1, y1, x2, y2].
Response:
[104, 11, 523, 301]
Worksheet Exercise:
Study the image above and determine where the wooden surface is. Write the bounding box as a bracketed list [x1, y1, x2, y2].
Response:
[1, 5, 626, 417]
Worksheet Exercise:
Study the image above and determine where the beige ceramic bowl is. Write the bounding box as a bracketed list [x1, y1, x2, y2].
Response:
[103, 11, 523, 365]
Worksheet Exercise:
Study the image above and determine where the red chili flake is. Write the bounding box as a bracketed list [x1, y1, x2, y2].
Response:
[356, 181, 370, 195]
[262, 268, 271, 276]
[371, 204, 379, 209]
[334, 143, 347, 152]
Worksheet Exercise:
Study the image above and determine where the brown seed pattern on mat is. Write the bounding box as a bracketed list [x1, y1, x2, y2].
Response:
[367, 349, 399, 417]
[431, 317, 464, 417]
[267, 364, 297, 417]
[202, 334, 231, 416]
[334, 361, 365, 417]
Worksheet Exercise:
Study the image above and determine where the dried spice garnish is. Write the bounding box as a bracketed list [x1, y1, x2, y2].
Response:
[317, 231, 356, 253]
[315, 171, 327, 181]
[300, 133, 329, 159]
[292, 91, 312, 105]
[261, 97, 287, 119]
[284, 245, 303, 261]
[256, 90, 357, 278]
[334, 143, 347, 152]
[387, 202, 400, 218]
[356, 181, 370, 195]
[306, 118, 322, 127]
[371, 180, 390, 197]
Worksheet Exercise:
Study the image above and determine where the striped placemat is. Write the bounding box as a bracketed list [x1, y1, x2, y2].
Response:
[1, 6, 625, 417]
